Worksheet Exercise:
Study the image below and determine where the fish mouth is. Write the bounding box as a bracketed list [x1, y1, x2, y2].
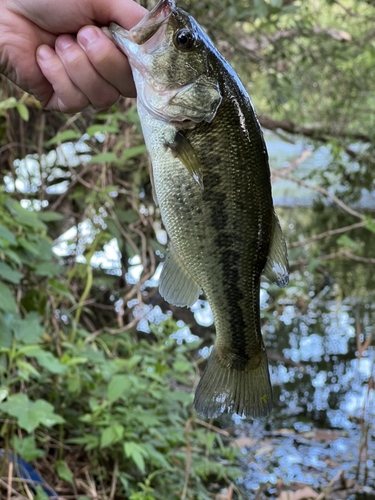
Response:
[110, 0, 175, 48]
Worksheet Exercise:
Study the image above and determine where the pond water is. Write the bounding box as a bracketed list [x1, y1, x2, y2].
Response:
[232, 289, 375, 499]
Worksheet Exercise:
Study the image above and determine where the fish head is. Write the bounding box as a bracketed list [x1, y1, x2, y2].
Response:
[110, 0, 222, 124]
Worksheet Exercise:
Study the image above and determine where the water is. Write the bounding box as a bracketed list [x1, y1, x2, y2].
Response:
[234, 288, 375, 499]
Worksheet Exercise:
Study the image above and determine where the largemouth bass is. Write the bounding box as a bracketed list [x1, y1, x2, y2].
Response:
[110, 0, 289, 418]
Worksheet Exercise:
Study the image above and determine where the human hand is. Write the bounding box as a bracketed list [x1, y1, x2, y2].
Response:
[0, 0, 146, 112]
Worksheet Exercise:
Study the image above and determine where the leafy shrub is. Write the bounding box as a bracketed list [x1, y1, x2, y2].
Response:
[0, 194, 242, 499]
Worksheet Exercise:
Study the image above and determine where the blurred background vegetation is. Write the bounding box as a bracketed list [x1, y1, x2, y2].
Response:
[0, 0, 375, 498]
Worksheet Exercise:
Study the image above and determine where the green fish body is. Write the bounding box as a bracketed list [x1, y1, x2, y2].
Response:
[110, 0, 289, 418]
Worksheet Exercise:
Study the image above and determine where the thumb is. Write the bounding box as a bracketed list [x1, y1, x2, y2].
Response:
[91, 0, 147, 29]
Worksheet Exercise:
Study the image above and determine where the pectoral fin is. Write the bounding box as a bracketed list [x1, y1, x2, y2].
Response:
[149, 158, 158, 206]
[264, 213, 289, 288]
[166, 131, 204, 188]
[159, 242, 201, 307]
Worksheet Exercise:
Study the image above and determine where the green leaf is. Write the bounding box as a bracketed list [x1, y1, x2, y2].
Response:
[86, 124, 119, 135]
[12, 435, 45, 461]
[108, 374, 132, 403]
[124, 442, 147, 474]
[307, 257, 321, 273]
[100, 424, 124, 448]
[38, 212, 64, 222]
[5, 199, 46, 230]
[0, 387, 9, 402]
[337, 234, 360, 250]
[34, 262, 60, 277]
[17, 237, 41, 255]
[16, 359, 41, 380]
[0, 282, 18, 313]
[0, 313, 14, 348]
[0, 97, 17, 110]
[46, 130, 82, 145]
[2, 248, 22, 265]
[173, 360, 191, 373]
[13, 312, 44, 344]
[1, 394, 64, 432]
[121, 144, 147, 161]
[35, 486, 49, 500]
[88, 152, 118, 164]
[0, 224, 17, 246]
[142, 444, 171, 469]
[56, 460, 74, 484]
[0, 262, 24, 284]
[68, 435, 100, 451]
[114, 209, 139, 224]
[32, 350, 67, 375]
[254, 0, 269, 17]
[365, 219, 375, 234]
[49, 278, 75, 301]
[29, 399, 65, 430]
[126, 354, 142, 369]
[16, 103, 29, 121]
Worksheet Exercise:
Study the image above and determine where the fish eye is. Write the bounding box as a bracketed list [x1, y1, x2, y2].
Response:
[174, 29, 196, 51]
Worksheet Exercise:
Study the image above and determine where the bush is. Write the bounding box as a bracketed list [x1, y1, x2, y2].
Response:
[0, 193, 242, 499]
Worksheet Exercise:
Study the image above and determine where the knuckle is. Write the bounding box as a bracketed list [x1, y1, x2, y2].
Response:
[91, 90, 120, 109]
[59, 94, 90, 113]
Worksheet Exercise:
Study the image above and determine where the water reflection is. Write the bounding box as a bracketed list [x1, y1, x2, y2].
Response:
[266, 295, 375, 427]
[239, 292, 375, 496]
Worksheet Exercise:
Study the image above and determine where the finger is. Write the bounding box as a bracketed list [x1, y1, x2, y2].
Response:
[36, 44, 89, 112]
[77, 26, 136, 98]
[55, 33, 122, 107]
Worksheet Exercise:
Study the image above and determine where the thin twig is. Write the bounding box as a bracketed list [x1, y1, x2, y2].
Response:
[6, 461, 13, 500]
[109, 460, 118, 500]
[0, 478, 28, 500]
[289, 220, 370, 248]
[193, 418, 230, 437]
[271, 149, 313, 184]
[181, 419, 192, 500]
[315, 470, 342, 500]
[273, 172, 364, 219]
[344, 251, 375, 264]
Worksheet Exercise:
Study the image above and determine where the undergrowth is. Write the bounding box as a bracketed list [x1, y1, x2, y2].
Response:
[0, 193, 243, 499]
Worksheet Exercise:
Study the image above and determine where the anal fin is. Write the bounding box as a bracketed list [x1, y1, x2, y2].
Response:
[264, 212, 289, 288]
[159, 243, 200, 307]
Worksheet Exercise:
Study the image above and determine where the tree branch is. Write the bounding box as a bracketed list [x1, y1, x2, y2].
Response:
[273, 172, 364, 219]
[259, 115, 371, 144]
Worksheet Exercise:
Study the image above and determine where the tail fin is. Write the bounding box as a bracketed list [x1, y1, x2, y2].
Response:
[194, 348, 272, 419]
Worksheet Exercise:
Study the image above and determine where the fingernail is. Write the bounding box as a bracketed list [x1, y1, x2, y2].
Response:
[57, 36, 74, 51]
[37, 46, 53, 61]
[78, 27, 100, 48]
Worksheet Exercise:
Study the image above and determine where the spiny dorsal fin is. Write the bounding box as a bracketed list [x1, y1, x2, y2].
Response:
[166, 131, 203, 188]
[264, 212, 289, 288]
[159, 242, 200, 307]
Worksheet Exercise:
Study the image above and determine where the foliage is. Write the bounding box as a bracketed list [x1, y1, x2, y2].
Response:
[0, 197, 242, 499]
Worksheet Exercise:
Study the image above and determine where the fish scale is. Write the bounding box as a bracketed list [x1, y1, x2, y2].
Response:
[110, 0, 289, 418]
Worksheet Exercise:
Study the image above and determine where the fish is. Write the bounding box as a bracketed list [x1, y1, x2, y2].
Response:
[110, 0, 289, 419]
